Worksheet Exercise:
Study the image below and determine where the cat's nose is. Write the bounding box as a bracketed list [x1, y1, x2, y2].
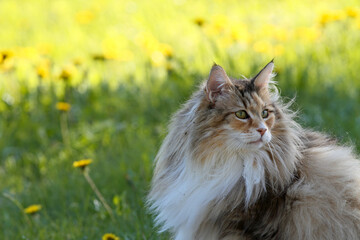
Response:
[257, 128, 267, 137]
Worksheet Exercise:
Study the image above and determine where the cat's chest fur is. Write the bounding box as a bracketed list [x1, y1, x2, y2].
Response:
[215, 169, 301, 240]
[155, 150, 291, 240]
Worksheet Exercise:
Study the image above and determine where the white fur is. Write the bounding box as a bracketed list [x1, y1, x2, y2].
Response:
[149, 139, 282, 239]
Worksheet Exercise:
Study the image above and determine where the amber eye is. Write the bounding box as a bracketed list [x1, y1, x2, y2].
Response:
[235, 110, 249, 119]
[262, 109, 269, 118]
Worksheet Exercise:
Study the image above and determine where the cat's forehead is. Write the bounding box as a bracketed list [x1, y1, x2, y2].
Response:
[225, 78, 269, 110]
[233, 79, 254, 92]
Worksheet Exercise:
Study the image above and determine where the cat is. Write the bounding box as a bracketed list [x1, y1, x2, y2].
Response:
[147, 60, 360, 240]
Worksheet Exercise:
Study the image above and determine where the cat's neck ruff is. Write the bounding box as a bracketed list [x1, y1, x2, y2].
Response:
[150, 145, 298, 239]
[188, 146, 294, 207]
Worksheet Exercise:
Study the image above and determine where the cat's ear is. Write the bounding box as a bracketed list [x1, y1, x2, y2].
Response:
[252, 60, 275, 90]
[206, 64, 233, 103]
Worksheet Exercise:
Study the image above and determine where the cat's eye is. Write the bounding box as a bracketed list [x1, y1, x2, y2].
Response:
[235, 110, 249, 119]
[262, 109, 269, 118]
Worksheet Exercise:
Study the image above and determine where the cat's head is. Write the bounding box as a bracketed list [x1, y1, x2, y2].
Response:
[192, 61, 281, 156]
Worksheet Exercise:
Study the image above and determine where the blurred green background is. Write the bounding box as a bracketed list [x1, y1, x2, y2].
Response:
[1, 0, 360, 239]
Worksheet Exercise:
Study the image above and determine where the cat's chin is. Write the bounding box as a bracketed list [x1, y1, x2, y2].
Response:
[246, 142, 264, 149]
[245, 139, 269, 150]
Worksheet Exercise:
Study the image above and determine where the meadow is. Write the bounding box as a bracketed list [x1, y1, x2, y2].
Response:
[1, 0, 360, 239]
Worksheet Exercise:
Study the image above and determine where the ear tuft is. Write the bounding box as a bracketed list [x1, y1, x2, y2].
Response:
[206, 64, 232, 103]
[252, 60, 275, 89]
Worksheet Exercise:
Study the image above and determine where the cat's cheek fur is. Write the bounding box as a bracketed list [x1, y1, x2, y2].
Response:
[265, 113, 275, 128]
[229, 116, 251, 133]
[262, 130, 272, 144]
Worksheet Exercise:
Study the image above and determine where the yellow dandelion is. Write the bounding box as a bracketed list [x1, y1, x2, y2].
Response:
[193, 17, 205, 27]
[159, 43, 173, 58]
[135, 32, 160, 55]
[24, 204, 42, 214]
[73, 159, 92, 169]
[59, 64, 76, 80]
[91, 53, 107, 61]
[102, 233, 120, 240]
[37, 65, 49, 79]
[319, 11, 345, 26]
[36, 59, 51, 79]
[102, 38, 121, 60]
[56, 102, 71, 112]
[345, 7, 359, 18]
[76, 10, 95, 24]
[73, 57, 84, 66]
[0, 50, 14, 64]
[319, 13, 334, 26]
[213, 15, 228, 33]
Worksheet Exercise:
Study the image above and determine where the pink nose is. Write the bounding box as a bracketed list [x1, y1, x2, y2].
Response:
[257, 128, 267, 137]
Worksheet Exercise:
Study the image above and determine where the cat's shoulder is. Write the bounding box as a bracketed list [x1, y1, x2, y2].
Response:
[297, 129, 360, 183]
[301, 129, 338, 149]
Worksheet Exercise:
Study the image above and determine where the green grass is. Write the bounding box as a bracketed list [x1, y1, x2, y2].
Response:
[1, 0, 360, 239]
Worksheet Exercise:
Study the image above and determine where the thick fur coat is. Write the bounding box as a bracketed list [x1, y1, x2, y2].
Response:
[147, 62, 360, 240]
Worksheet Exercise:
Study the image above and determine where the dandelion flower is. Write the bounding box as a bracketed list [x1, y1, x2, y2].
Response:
[345, 7, 359, 18]
[0, 50, 13, 64]
[102, 233, 120, 240]
[135, 32, 160, 55]
[56, 102, 71, 112]
[36, 59, 51, 79]
[213, 14, 228, 33]
[91, 54, 107, 61]
[59, 64, 76, 80]
[37, 65, 50, 79]
[193, 17, 205, 27]
[76, 10, 95, 24]
[159, 43, 173, 58]
[319, 11, 345, 26]
[102, 38, 121, 60]
[24, 204, 42, 214]
[73, 159, 92, 169]
[73, 57, 84, 66]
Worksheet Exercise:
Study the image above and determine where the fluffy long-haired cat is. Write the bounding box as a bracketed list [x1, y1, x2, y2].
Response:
[147, 61, 360, 240]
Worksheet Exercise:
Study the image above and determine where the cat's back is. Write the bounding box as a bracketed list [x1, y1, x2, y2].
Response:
[279, 130, 360, 239]
[297, 130, 360, 191]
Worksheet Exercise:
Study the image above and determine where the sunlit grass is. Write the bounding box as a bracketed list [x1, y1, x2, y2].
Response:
[0, 0, 359, 239]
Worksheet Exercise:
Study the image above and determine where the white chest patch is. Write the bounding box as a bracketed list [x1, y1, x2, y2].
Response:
[151, 151, 270, 239]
